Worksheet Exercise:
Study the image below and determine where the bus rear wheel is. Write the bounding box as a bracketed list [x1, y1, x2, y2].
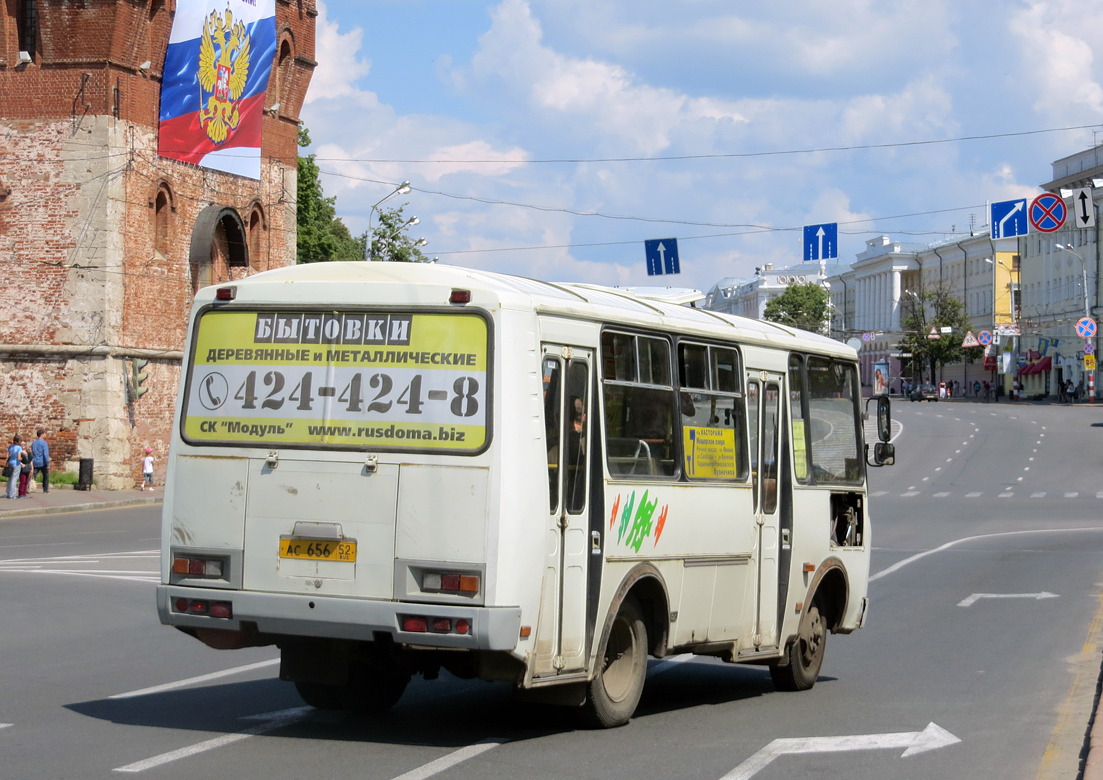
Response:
[583, 595, 648, 728]
[770, 603, 826, 692]
[295, 661, 410, 713]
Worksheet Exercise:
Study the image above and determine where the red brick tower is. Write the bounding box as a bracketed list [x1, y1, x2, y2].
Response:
[0, 0, 315, 488]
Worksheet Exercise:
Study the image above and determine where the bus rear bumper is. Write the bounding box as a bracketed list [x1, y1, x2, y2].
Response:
[157, 585, 521, 652]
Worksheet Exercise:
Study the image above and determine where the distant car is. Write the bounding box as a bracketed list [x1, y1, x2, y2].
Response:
[909, 384, 939, 402]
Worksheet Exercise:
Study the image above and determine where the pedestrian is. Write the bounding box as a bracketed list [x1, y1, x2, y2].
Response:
[1067, 379, 1076, 404]
[6, 435, 23, 499]
[17, 444, 31, 497]
[141, 447, 154, 491]
[30, 429, 49, 493]
[982, 381, 991, 403]
[973, 380, 981, 398]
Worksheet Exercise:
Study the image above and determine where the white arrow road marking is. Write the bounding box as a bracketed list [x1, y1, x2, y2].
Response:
[998, 201, 1023, 237]
[958, 592, 1059, 608]
[721, 722, 960, 780]
[657, 242, 667, 270]
[390, 739, 506, 780]
[113, 707, 314, 773]
[816, 226, 825, 259]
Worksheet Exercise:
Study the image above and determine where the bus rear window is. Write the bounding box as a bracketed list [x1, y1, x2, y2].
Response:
[181, 309, 490, 453]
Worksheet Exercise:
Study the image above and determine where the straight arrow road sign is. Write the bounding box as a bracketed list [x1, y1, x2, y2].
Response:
[957, 592, 1059, 608]
[721, 723, 961, 780]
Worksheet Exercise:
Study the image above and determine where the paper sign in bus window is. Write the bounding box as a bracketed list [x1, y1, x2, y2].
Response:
[682, 426, 737, 479]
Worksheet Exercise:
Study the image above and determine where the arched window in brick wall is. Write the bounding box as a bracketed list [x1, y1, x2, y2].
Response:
[189, 205, 248, 295]
[152, 183, 175, 257]
[247, 202, 267, 271]
[17, 0, 38, 59]
[275, 33, 295, 112]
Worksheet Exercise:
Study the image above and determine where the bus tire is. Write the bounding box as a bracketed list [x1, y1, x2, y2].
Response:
[770, 603, 826, 692]
[347, 661, 410, 714]
[583, 595, 648, 728]
[294, 681, 348, 710]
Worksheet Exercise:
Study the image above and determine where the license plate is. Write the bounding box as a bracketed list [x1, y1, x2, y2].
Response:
[279, 538, 357, 562]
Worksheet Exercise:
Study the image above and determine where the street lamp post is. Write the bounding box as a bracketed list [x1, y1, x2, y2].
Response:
[365, 180, 412, 261]
[1056, 243, 1094, 403]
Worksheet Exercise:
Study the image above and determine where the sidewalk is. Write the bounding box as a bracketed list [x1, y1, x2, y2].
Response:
[0, 486, 162, 520]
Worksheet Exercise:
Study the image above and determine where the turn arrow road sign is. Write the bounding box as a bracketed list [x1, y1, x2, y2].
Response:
[722, 723, 961, 780]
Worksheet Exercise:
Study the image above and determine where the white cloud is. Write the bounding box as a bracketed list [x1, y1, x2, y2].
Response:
[464, 0, 748, 155]
[1009, 1, 1103, 119]
[304, 1, 374, 105]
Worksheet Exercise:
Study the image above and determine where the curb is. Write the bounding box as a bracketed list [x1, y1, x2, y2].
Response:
[0, 496, 162, 521]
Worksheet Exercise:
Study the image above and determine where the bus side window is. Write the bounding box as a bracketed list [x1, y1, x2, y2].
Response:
[565, 360, 589, 513]
[789, 354, 810, 483]
[543, 357, 562, 512]
[747, 380, 760, 512]
[601, 331, 676, 478]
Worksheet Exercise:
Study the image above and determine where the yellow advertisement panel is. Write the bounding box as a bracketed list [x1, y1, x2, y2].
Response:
[792, 419, 808, 480]
[1086, 355, 1097, 371]
[683, 426, 737, 479]
[183, 310, 489, 452]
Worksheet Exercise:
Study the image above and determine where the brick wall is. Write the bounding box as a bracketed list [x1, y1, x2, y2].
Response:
[0, 0, 315, 487]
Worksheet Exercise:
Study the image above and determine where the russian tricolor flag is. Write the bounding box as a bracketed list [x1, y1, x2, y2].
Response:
[158, 0, 276, 180]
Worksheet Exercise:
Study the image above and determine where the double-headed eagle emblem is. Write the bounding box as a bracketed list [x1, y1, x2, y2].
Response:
[197, 6, 252, 145]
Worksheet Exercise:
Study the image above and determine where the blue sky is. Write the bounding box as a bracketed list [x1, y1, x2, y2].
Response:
[300, 0, 1103, 294]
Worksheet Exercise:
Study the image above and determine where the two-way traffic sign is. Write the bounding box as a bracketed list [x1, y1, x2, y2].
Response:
[990, 199, 1028, 239]
[1072, 187, 1096, 228]
[803, 223, 838, 261]
[644, 238, 680, 276]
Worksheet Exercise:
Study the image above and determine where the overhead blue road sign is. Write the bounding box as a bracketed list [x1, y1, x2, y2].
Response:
[803, 223, 837, 261]
[645, 238, 680, 276]
[990, 198, 1028, 239]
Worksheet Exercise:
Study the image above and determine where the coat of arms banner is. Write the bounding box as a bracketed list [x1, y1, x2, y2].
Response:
[158, 0, 277, 180]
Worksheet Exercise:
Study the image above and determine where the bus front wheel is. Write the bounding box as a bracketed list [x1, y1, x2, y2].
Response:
[770, 603, 826, 692]
[583, 595, 648, 728]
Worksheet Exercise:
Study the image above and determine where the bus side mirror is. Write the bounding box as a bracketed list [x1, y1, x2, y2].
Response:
[864, 441, 896, 467]
[876, 396, 891, 442]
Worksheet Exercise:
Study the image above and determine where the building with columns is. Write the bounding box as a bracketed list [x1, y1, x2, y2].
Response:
[704, 262, 844, 320]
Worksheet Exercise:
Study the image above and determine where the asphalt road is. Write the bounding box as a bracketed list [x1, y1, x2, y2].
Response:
[1, 400, 1102, 780]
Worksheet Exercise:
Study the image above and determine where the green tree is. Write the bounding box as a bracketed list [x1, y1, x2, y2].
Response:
[896, 283, 983, 382]
[296, 127, 362, 263]
[763, 281, 830, 334]
[367, 205, 429, 263]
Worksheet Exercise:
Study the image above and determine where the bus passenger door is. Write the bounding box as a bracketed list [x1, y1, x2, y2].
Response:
[748, 374, 783, 650]
[536, 346, 593, 675]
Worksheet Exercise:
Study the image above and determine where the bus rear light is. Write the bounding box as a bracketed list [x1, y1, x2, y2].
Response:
[431, 618, 452, 633]
[421, 571, 480, 595]
[403, 617, 428, 633]
[215, 286, 237, 301]
[173, 556, 224, 578]
[173, 598, 232, 618]
[401, 615, 470, 636]
[449, 289, 471, 304]
[455, 619, 470, 635]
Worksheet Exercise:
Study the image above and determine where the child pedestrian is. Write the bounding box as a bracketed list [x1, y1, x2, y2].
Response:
[17, 444, 31, 497]
[141, 447, 154, 491]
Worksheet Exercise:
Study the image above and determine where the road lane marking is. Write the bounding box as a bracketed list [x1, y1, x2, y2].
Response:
[1033, 493, 1047, 498]
[901, 492, 920, 497]
[958, 592, 1059, 608]
[720, 723, 960, 780]
[933, 492, 950, 498]
[110, 659, 280, 700]
[113, 707, 314, 773]
[1000, 492, 1014, 497]
[871, 491, 888, 497]
[1066, 493, 1079, 498]
[0, 723, 10, 730]
[966, 492, 982, 498]
[650, 653, 694, 676]
[390, 740, 506, 780]
[871, 527, 1103, 582]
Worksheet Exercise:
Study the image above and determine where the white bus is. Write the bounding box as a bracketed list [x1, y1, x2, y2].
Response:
[158, 262, 893, 727]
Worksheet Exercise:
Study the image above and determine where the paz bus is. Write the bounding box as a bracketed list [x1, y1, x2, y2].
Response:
[157, 262, 894, 727]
